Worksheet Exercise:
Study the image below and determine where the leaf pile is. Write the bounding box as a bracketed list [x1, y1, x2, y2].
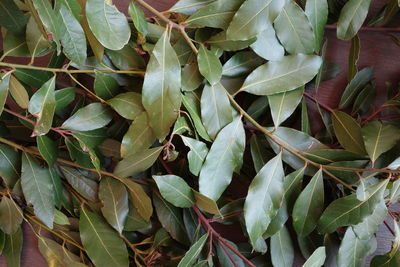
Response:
[0, 0, 400, 266]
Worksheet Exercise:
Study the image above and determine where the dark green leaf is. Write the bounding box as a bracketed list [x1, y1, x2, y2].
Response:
[0, 143, 20, 188]
[37, 135, 58, 166]
[153, 175, 195, 208]
[302, 149, 366, 165]
[80, 208, 129, 267]
[182, 92, 211, 141]
[348, 35, 360, 81]
[123, 178, 153, 221]
[353, 200, 387, 240]
[0, 0, 28, 34]
[105, 44, 145, 70]
[61, 103, 113, 131]
[3, 227, 23, 267]
[108, 92, 144, 120]
[0, 72, 10, 115]
[94, 72, 119, 100]
[339, 67, 373, 109]
[0, 197, 23, 235]
[337, 0, 372, 40]
[55, 87, 76, 111]
[332, 111, 366, 154]
[181, 63, 203, 91]
[60, 166, 99, 202]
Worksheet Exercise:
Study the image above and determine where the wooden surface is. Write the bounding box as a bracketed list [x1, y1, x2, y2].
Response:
[1, 0, 399, 266]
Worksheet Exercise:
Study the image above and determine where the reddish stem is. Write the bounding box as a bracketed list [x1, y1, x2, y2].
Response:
[303, 92, 335, 113]
[384, 220, 395, 236]
[361, 92, 400, 126]
[325, 24, 400, 33]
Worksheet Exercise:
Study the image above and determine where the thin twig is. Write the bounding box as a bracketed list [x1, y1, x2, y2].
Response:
[304, 91, 335, 113]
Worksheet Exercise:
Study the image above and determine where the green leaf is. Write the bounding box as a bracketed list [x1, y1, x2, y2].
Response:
[32, 0, 62, 51]
[337, 228, 375, 267]
[352, 200, 387, 240]
[182, 92, 211, 141]
[38, 236, 85, 267]
[348, 35, 360, 81]
[274, 1, 315, 54]
[94, 72, 119, 100]
[3, 227, 23, 267]
[339, 67, 373, 109]
[121, 112, 155, 158]
[361, 121, 400, 163]
[128, 2, 148, 36]
[293, 169, 324, 237]
[226, 0, 284, 40]
[99, 177, 129, 233]
[222, 51, 264, 77]
[370, 221, 400, 266]
[282, 167, 306, 212]
[270, 226, 294, 267]
[58, 5, 87, 65]
[37, 135, 58, 166]
[86, 0, 131, 50]
[114, 146, 163, 178]
[302, 247, 326, 267]
[0, 0, 28, 34]
[80, 208, 129, 267]
[60, 166, 99, 202]
[142, 30, 181, 140]
[352, 82, 375, 115]
[124, 203, 150, 231]
[55, 0, 82, 19]
[26, 16, 51, 57]
[9, 75, 29, 109]
[181, 136, 209, 176]
[207, 31, 257, 51]
[244, 153, 284, 247]
[217, 240, 245, 267]
[240, 54, 322, 96]
[198, 45, 222, 85]
[186, 0, 244, 29]
[250, 134, 273, 173]
[55, 87, 76, 111]
[153, 175, 195, 208]
[105, 44, 145, 70]
[337, 0, 372, 40]
[170, 0, 215, 15]
[199, 117, 245, 201]
[318, 179, 388, 234]
[301, 99, 311, 135]
[61, 103, 113, 131]
[122, 178, 153, 221]
[305, 0, 328, 52]
[250, 25, 284, 61]
[21, 153, 55, 228]
[0, 72, 10, 115]
[0, 143, 20, 188]
[200, 82, 233, 139]
[332, 111, 366, 154]
[28, 76, 56, 136]
[181, 63, 203, 91]
[178, 233, 208, 267]
[108, 92, 144, 120]
[193, 190, 220, 215]
[72, 128, 108, 148]
[0, 197, 23, 235]
[302, 149, 366, 165]
[268, 86, 304, 127]
[153, 193, 189, 245]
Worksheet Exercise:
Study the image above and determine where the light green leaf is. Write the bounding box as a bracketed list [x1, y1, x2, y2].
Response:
[153, 175, 195, 208]
[60, 166, 98, 202]
[305, 0, 328, 52]
[0, 0, 28, 34]
[222, 51, 264, 77]
[9, 75, 29, 109]
[37, 135, 58, 166]
[226, 0, 284, 40]
[182, 92, 211, 141]
[86, 0, 131, 50]
[94, 72, 119, 100]
[80, 208, 129, 267]
[128, 2, 148, 36]
[0, 143, 20, 188]
[271, 226, 294, 267]
[337, 227, 376, 267]
[201, 82, 233, 139]
[122, 178, 153, 221]
[318, 179, 388, 234]
[142, 31, 181, 140]
[250, 25, 284, 61]
[55, 87, 76, 111]
[0, 197, 23, 235]
[240, 54, 322, 96]
[339, 67, 373, 109]
[170, 0, 215, 15]
[268, 86, 304, 127]
[3, 227, 23, 267]
[199, 117, 245, 201]
[58, 5, 87, 65]
[370, 221, 400, 266]
[109, 92, 144, 120]
[114, 146, 163, 178]
[121, 112, 155, 158]
[61, 103, 113, 131]
[217, 240, 245, 267]
[337, 0, 372, 40]
[181, 63, 203, 91]
[0, 72, 10, 115]
[181, 136, 209, 176]
[32, 0, 62, 51]
[207, 31, 257, 51]
[332, 110, 366, 154]
[99, 177, 129, 233]
[244, 153, 284, 247]
[21, 153, 54, 228]
[352, 200, 387, 240]
[361, 121, 400, 163]
[198, 45, 222, 85]
[274, 1, 315, 54]
[302, 247, 326, 267]
[293, 169, 324, 237]
[250, 134, 273, 173]
[178, 233, 208, 267]
[186, 0, 244, 29]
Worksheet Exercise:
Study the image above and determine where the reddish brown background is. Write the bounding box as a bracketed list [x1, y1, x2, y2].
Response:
[0, 0, 399, 266]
